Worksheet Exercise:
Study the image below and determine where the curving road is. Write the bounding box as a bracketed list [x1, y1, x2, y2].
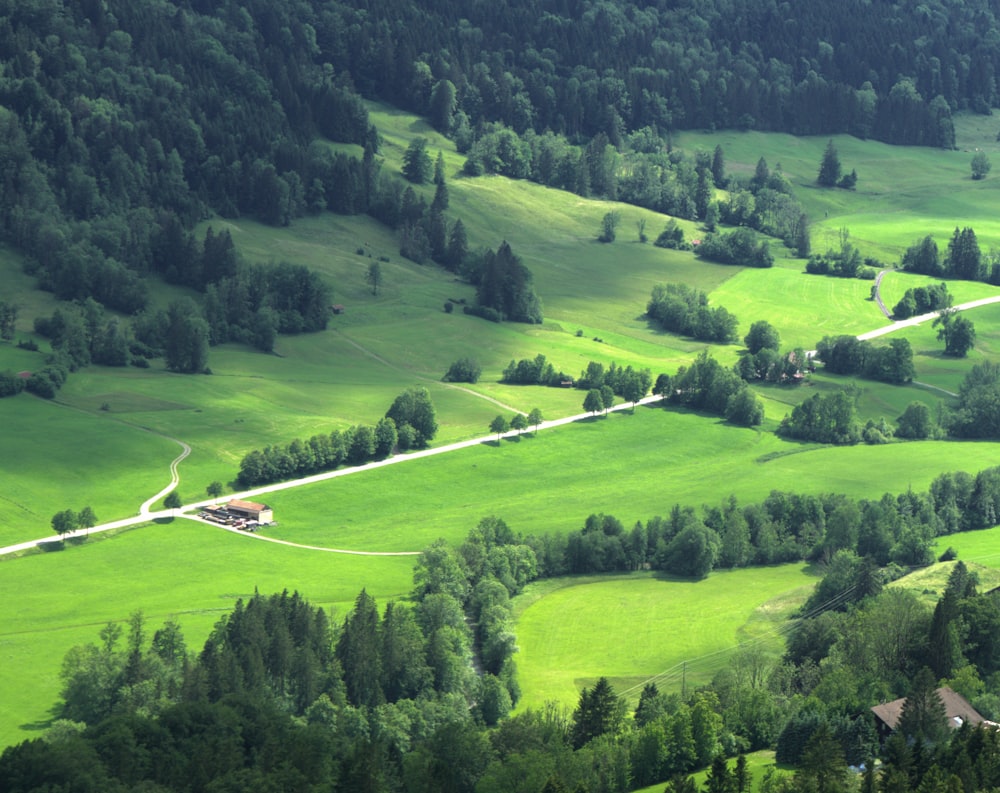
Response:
[138, 439, 191, 515]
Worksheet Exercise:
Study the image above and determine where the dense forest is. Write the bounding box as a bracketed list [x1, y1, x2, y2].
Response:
[4, 522, 1000, 793]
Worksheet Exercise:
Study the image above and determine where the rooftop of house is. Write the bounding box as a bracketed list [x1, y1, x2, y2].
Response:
[871, 687, 985, 732]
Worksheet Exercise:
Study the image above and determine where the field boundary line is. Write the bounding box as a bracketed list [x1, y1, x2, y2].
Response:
[336, 330, 525, 414]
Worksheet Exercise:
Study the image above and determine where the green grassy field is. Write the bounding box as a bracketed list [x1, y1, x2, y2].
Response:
[513, 566, 815, 711]
[5, 104, 1000, 755]
[259, 406, 1000, 552]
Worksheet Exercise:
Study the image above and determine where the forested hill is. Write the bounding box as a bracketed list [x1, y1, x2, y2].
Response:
[0, 0, 994, 316]
[0, 0, 372, 311]
[324, 0, 983, 148]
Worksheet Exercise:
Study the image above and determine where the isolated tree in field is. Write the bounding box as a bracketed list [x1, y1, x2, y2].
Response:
[636, 217, 647, 243]
[972, 150, 992, 180]
[366, 261, 382, 295]
[945, 226, 982, 280]
[510, 413, 528, 435]
[402, 137, 432, 184]
[598, 211, 620, 243]
[443, 357, 482, 383]
[743, 320, 780, 355]
[934, 309, 976, 357]
[489, 414, 510, 443]
[164, 492, 182, 509]
[584, 388, 603, 415]
[52, 509, 77, 537]
[206, 481, 223, 498]
[528, 407, 543, 434]
[817, 139, 842, 187]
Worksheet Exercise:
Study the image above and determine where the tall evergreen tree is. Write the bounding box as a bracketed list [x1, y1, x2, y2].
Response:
[817, 140, 842, 187]
[897, 667, 948, 747]
[336, 590, 384, 708]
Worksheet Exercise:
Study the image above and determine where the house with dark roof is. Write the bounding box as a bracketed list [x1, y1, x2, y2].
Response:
[871, 687, 985, 739]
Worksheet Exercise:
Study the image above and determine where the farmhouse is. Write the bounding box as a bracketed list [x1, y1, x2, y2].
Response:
[871, 687, 985, 738]
[226, 499, 273, 524]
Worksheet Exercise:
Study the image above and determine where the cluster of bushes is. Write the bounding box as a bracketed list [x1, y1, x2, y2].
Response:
[0, 370, 26, 398]
[892, 282, 952, 319]
[659, 351, 765, 427]
[778, 388, 898, 445]
[442, 357, 482, 383]
[238, 388, 437, 486]
[501, 353, 569, 386]
[653, 218, 691, 250]
[646, 282, 739, 343]
[805, 248, 878, 280]
[815, 335, 915, 384]
[469, 241, 543, 324]
[694, 227, 774, 268]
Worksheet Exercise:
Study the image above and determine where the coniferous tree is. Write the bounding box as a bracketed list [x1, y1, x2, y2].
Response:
[817, 140, 842, 187]
[897, 667, 948, 747]
[336, 590, 384, 708]
[446, 218, 468, 273]
[711, 145, 727, 188]
[402, 138, 432, 184]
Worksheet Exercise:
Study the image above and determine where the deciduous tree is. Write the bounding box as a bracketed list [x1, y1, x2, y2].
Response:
[489, 414, 510, 442]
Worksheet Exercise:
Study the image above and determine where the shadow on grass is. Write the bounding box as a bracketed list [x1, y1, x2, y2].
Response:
[153, 516, 175, 525]
[40, 540, 65, 552]
[18, 716, 54, 733]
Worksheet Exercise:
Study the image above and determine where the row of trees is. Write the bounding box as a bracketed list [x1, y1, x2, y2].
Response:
[237, 388, 436, 486]
[900, 228, 1000, 284]
[540, 459, 1000, 580]
[891, 281, 951, 319]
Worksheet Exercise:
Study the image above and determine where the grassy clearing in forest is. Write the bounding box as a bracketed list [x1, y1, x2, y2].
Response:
[512, 567, 815, 711]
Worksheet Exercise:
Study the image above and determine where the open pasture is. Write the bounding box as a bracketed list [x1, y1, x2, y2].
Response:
[512, 566, 815, 711]
[261, 406, 1000, 552]
[3, 103, 998, 540]
[0, 520, 416, 748]
[676, 120, 1000, 261]
[0, 397, 181, 545]
[933, 525, 1000, 573]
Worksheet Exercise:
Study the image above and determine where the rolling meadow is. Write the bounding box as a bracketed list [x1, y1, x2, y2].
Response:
[4, 105, 1000, 756]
